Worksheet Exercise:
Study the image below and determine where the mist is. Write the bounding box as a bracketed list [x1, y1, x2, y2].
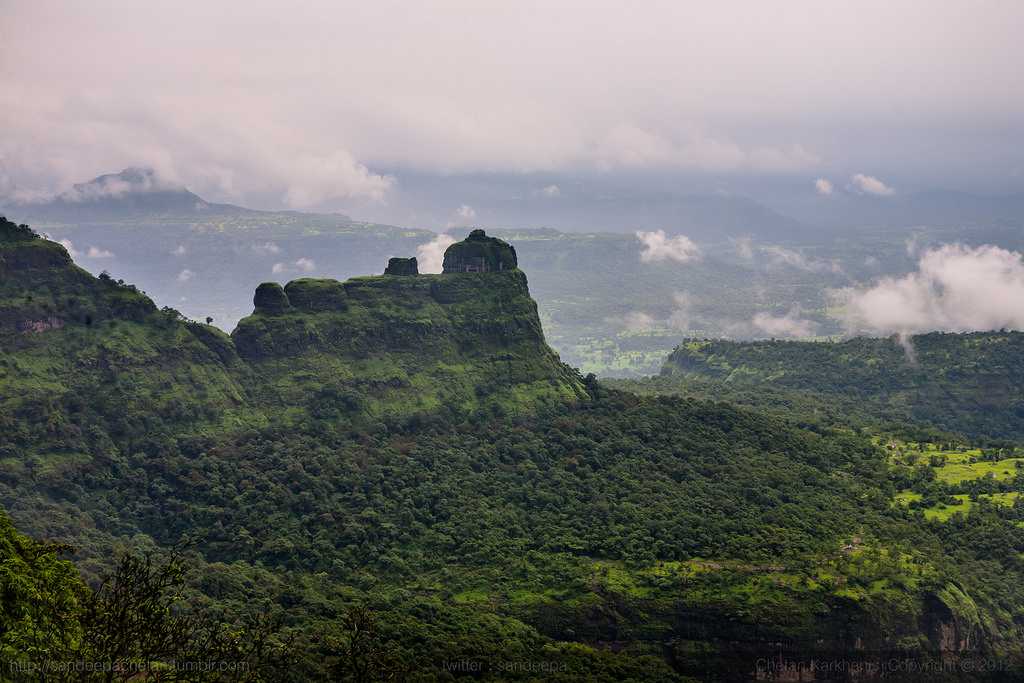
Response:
[3, 0, 1024, 218]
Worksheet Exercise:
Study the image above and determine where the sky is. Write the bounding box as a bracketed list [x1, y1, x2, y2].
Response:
[2, 0, 1023, 224]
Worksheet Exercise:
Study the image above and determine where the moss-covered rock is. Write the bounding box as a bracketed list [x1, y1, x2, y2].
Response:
[384, 256, 418, 276]
[284, 278, 348, 311]
[442, 229, 517, 273]
[252, 282, 291, 314]
[233, 268, 585, 416]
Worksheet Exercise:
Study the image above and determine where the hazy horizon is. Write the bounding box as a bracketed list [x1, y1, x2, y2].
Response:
[3, 0, 1024, 230]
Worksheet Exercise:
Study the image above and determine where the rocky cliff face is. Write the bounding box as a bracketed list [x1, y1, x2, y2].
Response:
[442, 229, 517, 273]
[232, 265, 585, 416]
[384, 256, 418, 276]
[1, 220, 584, 423]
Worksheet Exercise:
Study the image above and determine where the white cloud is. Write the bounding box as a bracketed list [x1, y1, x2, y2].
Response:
[620, 311, 657, 333]
[814, 178, 834, 195]
[281, 150, 393, 208]
[731, 236, 754, 261]
[607, 293, 696, 333]
[416, 233, 457, 273]
[667, 292, 695, 331]
[172, 244, 187, 256]
[762, 245, 842, 274]
[594, 124, 819, 172]
[445, 204, 476, 228]
[636, 230, 701, 264]
[851, 173, 895, 196]
[835, 243, 1024, 335]
[86, 245, 114, 258]
[295, 257, 315, 272]
[251, 241, 281, 255]
[0, 1, 1021, 207]
[905, 232, 928, 257]
[540, 184, 561, 197]
[177, 268, 194, 282]
[59, 167, 183, 202]
[752, 308, 818, 338]
[271, 257, 315, 275]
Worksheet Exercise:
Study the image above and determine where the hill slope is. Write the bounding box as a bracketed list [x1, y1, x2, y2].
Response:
[4, 217, 1024, 679]
[620, 334, 1024, 441]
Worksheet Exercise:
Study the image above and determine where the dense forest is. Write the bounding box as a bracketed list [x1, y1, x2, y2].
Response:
[4, 218, 1024, 680]
[612, 335, 1024, 443]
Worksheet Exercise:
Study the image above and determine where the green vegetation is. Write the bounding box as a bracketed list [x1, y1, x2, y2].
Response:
[887, 440, 1024, 527]
[4, 218, 1024, 679]
[613, 334, 1024, 441]
[233, 267, 585, 419]
[1, 508, 289, 681]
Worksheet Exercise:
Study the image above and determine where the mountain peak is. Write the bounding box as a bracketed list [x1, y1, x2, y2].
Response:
[3, 168, 210, 220]
[61, 167, 202, 207]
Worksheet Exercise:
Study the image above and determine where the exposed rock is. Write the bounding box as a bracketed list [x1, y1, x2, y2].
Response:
[442, 229, 517, 273]
[232, 267, 586, 411]
[253, 282, 291, 314]
[285, 278, 348, 311]
[384, 257, 419, 276]
[17, 317, 64, 333]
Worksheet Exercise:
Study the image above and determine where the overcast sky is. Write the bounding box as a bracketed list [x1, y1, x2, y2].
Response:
[2, 0, 1023, 217]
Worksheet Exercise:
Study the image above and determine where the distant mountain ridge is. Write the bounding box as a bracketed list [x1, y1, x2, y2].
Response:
[2, 167, 351, 223]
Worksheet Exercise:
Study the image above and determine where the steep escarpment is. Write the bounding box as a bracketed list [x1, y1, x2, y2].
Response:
[232, 237, 585, 416]
[0, 217, 259, 462]
[2, 221, 584, 451]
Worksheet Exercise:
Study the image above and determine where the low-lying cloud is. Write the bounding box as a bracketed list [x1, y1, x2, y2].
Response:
[55, 238, 113, 260]
[251, 241, 281, 256]
[86, 246, 114, 258]
[851, 173, 895, 196]
[446, 205, 477, 229]
[271, 257, 316, 275]
[731, 236, 755, 261]
[637, 230, 701, 264]
[609, 292, 697, 334]
[416, 233, 457, 273]
[762, 245, 841, 274]
[835, 243, 1024, 335]
[814, 178, 834, 196]
[751, 308, 818, 338]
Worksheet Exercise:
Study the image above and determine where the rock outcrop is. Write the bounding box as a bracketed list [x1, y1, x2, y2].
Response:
[284, 278, 348, 311]
[384, 257, 418, 276]
[252, 282, 291, 314]
[442, 229, 517, 273]
[232, 265, 584, 414]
